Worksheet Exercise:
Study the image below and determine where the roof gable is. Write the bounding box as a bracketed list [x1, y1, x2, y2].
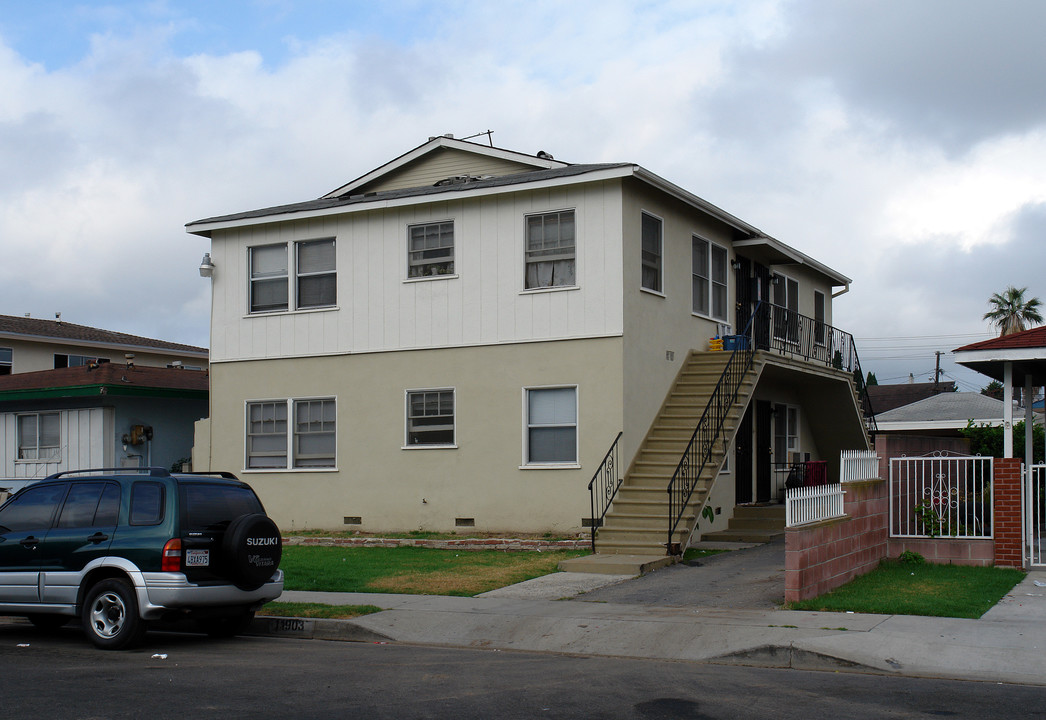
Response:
[322, 136, 568, 199]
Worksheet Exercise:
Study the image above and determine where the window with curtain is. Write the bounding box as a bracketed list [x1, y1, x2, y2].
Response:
[293, 399, 336, 467]
[17, 412, 60, 461]
[525, 210, 575, 289]
[692, 236, 729, 320]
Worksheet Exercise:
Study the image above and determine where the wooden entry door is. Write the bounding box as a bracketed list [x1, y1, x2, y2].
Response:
[735, 404, 753, 504]
[756, 400, 772, 502]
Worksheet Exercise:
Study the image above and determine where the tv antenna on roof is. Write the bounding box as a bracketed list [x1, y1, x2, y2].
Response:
[461, 129, 494, 147]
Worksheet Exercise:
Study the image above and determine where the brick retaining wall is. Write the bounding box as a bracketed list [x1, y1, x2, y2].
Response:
[785, 479, 888, 603]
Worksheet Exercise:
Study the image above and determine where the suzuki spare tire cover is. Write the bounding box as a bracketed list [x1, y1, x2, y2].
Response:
[223, 513, 282, 590]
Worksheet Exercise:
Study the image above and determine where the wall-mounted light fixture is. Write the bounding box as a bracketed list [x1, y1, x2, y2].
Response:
[730, 259, 742, 270]
[199, 253, 215, 278]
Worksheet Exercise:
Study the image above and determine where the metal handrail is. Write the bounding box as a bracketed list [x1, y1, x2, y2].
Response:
[665, 301, 874, 553]
[587, 431, 623, 552]
[665, 305, 762, 553]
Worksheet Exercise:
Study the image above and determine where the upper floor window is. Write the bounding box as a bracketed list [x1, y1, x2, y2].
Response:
[249, 244, 289, 313]
[55, 354, 110, 369]
[297, 239, 337, 309]
[525, 210, 575, 289]
[406, 389, 455, 446]
[250, 239, 336, 314]
[17, 412, 60, 461]
[246, 398, 336, 470]
[0, 347, 11, 375]
[641, 212, 663, 293]
[408, 222, 455, 278]
[692, 236, 729, 321]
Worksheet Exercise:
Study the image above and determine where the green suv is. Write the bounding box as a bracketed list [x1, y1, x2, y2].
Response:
[0, 468, 283, 649]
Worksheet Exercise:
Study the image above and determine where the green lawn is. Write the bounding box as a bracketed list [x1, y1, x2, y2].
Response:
[279, 545, 588, 597]
[788, 561, 1025, 619]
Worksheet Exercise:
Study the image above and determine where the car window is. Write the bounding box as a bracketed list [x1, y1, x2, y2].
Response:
[56, 482, 121, 528]
[95, 483, 121, 526]
[182, 484, 263, 530]
[57, 482, 106, 528]
[0, 484, 68, 533]
[130, 482, 164, 525]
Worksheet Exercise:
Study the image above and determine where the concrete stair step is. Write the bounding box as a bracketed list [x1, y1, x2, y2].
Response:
[699, 528, 784, 543]
[558, 553, 675, 575]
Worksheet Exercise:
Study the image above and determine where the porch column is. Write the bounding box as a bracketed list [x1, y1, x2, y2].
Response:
[1026, 374, 1034, 474]
[1004, 362, 1013, 458]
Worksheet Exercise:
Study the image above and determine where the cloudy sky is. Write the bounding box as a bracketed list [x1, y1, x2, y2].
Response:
[2, 0, 1044, 392]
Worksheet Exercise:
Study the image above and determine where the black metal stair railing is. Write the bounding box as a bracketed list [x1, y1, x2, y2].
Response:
[665, 307, 761, 554]
[587, 431, 623, 552]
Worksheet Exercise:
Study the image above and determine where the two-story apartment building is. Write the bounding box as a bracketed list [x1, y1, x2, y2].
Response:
[187, 136, 869, 551]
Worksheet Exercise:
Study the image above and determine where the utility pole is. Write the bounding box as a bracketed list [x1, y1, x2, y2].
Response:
[933, 351, 943, 394]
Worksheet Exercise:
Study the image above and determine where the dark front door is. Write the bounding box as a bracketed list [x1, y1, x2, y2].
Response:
[756, 400, 773, 502]
[735, 403, 754, 504]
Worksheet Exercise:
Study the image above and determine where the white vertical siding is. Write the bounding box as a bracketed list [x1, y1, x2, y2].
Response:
[0, 408, 111, 482]
[209, 182, 625, 362]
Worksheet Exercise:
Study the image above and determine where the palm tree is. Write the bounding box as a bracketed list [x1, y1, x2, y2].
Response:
[984, 286, 1044, 336]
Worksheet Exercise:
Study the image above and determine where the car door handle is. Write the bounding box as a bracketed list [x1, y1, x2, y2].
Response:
[88, 532, 109, 544]
[20, 536, 39, 548]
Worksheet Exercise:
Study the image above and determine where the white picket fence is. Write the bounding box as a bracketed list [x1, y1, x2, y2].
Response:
[840, 449, 879, 483]
[786, 483, 845, 527]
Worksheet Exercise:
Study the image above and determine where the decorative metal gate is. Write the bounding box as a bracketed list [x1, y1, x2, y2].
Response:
[1028, 465, 1046, 566]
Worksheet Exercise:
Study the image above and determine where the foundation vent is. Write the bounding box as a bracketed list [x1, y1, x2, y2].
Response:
[343, 516, 362, 525]
[455, 517, 476, 527]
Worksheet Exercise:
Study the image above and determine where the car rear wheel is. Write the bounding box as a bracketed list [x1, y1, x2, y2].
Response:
[82, 578, 146, 650]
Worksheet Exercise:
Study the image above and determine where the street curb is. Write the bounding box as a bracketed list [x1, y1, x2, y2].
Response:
[248, 616, 394, 644]
[707, 644, 884, 675]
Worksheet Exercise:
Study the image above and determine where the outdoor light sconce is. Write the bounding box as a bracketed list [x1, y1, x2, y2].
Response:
[730, 259, 742, 270]
[199, 252, 215, 278]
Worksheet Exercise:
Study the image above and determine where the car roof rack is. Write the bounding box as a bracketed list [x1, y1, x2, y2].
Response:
[179, 471, 240, 480]
[45, 467, 173, 480]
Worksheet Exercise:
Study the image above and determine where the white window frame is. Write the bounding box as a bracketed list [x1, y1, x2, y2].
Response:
[0, 347, 11, 375]
[244, 397, 337, 471]
[691, 235, 729, 321]
[641, 211, 663, 295]
[248, 238, 337, 315]
[403, 388, 457, 449]
[17, 412, 61, 462]
[521, 385, 579, 469]
[406, 221, 456, 280]
[523, 209, 577, 291]
[773, 403, 800, 465]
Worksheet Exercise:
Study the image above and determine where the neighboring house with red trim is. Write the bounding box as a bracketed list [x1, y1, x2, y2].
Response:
[0, 319, 209, 493]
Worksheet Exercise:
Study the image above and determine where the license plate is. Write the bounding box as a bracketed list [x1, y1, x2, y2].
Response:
[185, 549, 210, 567]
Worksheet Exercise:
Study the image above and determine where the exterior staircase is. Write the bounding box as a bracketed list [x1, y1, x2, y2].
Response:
[593, 350, 762, 556]
[699, 504, 785, 543]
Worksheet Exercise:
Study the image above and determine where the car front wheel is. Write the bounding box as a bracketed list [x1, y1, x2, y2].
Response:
[82, 578, 146, 650]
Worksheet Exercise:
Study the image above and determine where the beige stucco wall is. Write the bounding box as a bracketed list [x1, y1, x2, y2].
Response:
[619, 179, 737, 464]
[207, 337, 624, 533]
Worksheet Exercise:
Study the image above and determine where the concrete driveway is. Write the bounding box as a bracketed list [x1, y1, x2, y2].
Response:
[574, 539, 786, 609]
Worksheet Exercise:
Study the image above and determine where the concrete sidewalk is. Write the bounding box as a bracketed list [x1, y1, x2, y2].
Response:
[266, 570, 1046, 686]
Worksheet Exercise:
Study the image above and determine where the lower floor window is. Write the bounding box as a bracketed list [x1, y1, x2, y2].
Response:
[526, 386, 577, 464]
[406, 389, 455, 446]
[247, 398, 335, 469]
[17, 412, 60, 461]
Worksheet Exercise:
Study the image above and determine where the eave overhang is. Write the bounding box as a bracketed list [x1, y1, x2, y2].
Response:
[733, 235, 851, 288]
